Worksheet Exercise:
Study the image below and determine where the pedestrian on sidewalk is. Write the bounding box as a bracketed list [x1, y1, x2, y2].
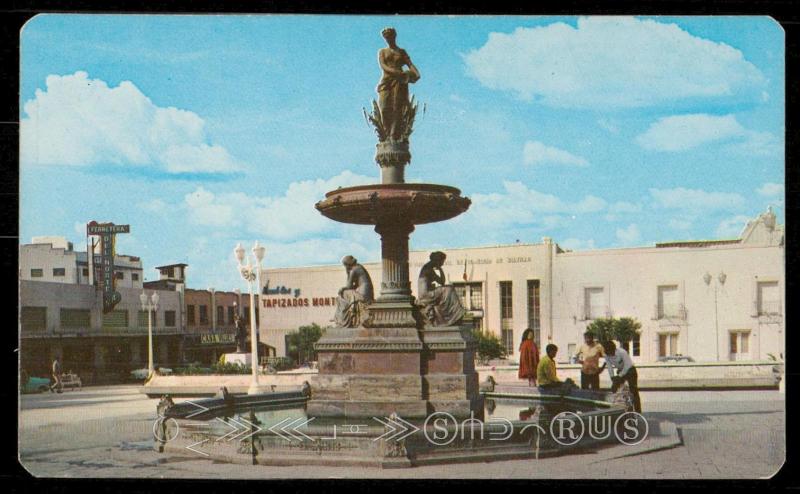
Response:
[575, 331, 606, 390]
[518, 328, 540, 386]
[602, 340, 641, 413]
[50, 357, 63, 393]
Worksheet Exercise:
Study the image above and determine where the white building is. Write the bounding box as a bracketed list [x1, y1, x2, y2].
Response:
[20, 236, 144, 289]
[259, 209, 784, 364]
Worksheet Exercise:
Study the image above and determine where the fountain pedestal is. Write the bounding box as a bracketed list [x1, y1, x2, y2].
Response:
[308, 183, 480, 419]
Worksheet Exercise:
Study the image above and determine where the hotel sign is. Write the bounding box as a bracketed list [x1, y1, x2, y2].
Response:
[200, 333, 236, 345]
[87, 221, 130, 313]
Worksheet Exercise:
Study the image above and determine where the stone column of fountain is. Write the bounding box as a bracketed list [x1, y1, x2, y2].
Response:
[307, 28, 481, 419]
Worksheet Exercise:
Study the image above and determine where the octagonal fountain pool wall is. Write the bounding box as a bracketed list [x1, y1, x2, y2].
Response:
[155, 384, 639, 468]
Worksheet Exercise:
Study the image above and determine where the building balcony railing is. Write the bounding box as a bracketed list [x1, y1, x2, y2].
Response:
[755, 301, 782, 318]
[22, 326, 185, 337]
[655, 303, 688, 321]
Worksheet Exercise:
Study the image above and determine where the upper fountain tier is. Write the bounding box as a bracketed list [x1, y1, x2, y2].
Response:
[315, 183, 470, 226]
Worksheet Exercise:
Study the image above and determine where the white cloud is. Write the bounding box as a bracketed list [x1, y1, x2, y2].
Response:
[715, 215, 751, 238]
[756, 182, 784, 197]
[615, 224, 641, 245]
[649, 187, 745, 212]
[636, 114, 745, 151]
[523, 140, 589, 167]
[182, 170, 374, 240]
[463, 17, 766, 109]
[560, 238, 596, 251]
[468, 181, 606, 229]
[636, 114, 780, 155]
[21, 71, 244, 174]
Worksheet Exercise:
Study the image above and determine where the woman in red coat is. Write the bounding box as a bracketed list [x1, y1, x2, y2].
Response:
[518, 328, 540, 386]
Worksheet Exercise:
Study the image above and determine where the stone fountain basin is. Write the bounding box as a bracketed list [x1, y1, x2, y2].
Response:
[315, 183, 471, 225]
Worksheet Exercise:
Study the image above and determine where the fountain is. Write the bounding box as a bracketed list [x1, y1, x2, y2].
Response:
[155, 28, 640, 468]
[308, 26, 478, 420]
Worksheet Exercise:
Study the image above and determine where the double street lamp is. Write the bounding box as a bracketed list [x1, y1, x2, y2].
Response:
[703, 270, 727, 361]
[139, 291, 160, 378]
[234, 241, 266, 395]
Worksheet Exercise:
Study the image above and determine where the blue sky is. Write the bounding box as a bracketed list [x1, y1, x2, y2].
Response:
[20, 15, 785, 289]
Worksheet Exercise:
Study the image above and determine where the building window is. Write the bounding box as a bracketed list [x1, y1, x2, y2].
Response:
[60, 308, 91, 329]
[469, 283, 483, 310]
[621, 335, 641, 357]
[30, 268, 43, 278]
[729, 331, 750, 360]
[53, 268, 66, 277]
[199, 305, 209, 325]
[115, 271, 124, 280]
[757, 281, 781, 315]
[187, 305, 196, 325]
[137, 310, 156, 328]
[567, 343, 577, 363]
[584, 287, 606, 320]
[527, 280, 541, 349]
[500, 281, 513, 354]
[454, 284, 467, 308]
[167, 267, 175, 278]
[217, 305, 225, 326]
[228, 306, 236, 326]
[132, 273, 139, 281]
[164, 310, 176, 327]
[243, 306, 250, 323]
[82, 268, 89, 276]
[102, 310, 129, 329]
[657, 285, 681, 319]
[658, 333, 679, 357]
[21, 306, 47, 332]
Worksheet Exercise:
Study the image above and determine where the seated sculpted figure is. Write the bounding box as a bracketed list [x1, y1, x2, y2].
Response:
[417, 251, 465, 327]
[334, 255, 374, 327]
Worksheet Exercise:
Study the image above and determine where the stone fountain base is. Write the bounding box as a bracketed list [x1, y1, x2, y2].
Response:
[307, 320, 482, 420]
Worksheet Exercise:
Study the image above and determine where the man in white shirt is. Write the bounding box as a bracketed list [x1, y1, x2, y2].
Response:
[602, 340, 641, 412]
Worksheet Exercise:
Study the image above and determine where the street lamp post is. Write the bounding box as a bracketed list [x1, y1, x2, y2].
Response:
[139, 291, 160, 377]
[235, 241, 266, 395]
[703, 270, 727, 361]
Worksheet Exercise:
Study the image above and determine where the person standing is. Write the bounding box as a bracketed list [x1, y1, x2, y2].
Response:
[602, 341, 641, 413]
[50, 356, 63, 393]
[518, 329, 540, 386]
[575, 331, 606, 390]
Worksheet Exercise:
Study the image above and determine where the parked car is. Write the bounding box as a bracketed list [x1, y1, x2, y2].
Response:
[60, 372, 82, 390]
[130, 366, 173, 380]
[657, 355, 695, 363]
[21, 374, 51, 394]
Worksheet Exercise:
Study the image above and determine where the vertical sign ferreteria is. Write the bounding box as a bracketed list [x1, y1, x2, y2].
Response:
[86, 221, 130, 313]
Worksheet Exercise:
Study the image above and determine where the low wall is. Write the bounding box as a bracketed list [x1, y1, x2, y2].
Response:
[479, 360, 784, 390]
[142, 371, 316, 397]
[142, 361, 783, 397]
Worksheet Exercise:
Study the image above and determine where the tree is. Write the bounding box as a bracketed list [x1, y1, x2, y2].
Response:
[586, 316, 641, 350]
[472, 329, 507, 365]
[614, 317, 641, 348]
[286, 323, 324, 365]
[586, 317, 615, 343]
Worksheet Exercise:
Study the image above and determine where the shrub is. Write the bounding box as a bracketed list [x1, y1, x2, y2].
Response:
[472, 329, 507, 364]
[587, 316, 641, 349]
[286, 323, 324, 365]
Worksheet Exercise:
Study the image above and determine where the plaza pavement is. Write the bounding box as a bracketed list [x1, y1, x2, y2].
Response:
[18, 385, 784, 479]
